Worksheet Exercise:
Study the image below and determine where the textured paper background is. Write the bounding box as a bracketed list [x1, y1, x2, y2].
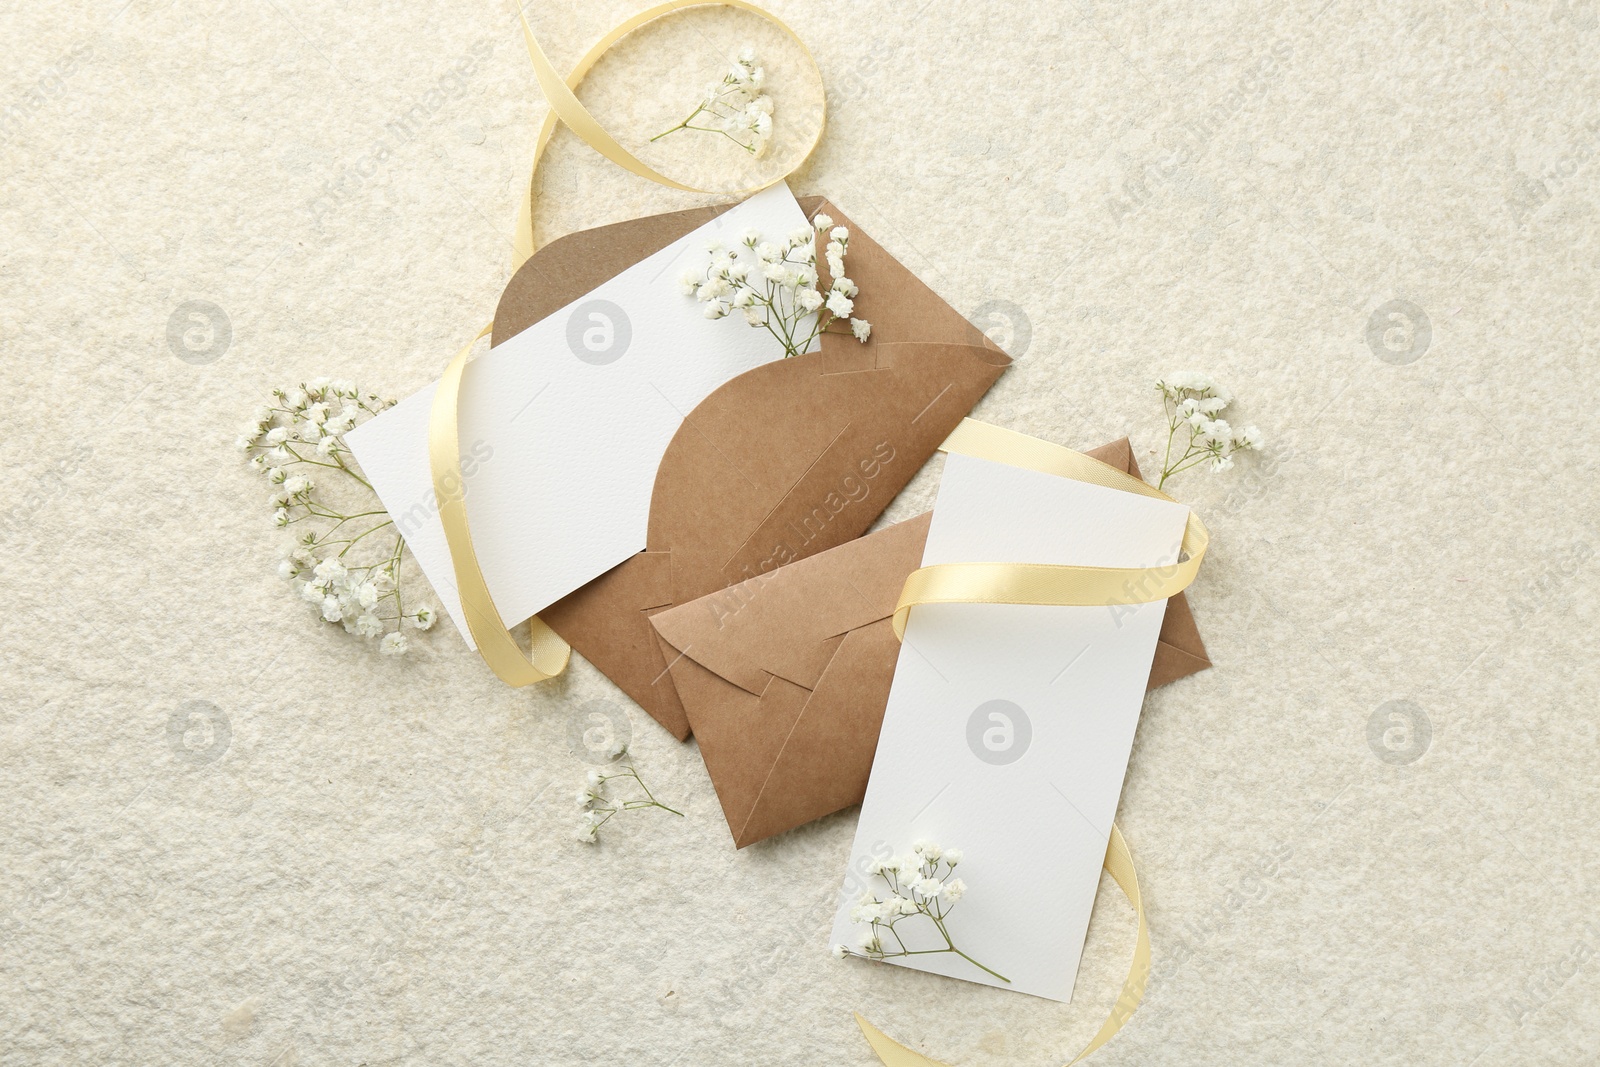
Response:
[2, 2, 1597, 1065]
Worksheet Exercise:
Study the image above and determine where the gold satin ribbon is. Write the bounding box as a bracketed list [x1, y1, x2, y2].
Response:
[427, 2, 826, 685]
[892, 418, 1210, 639]
[855, 826, 1150, 1067]
[863, 417, 1210, 1062]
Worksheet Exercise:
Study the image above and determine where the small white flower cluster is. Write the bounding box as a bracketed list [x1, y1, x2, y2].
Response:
[573, 746, 683, 844]
[652, 47, 773, 157]
[1155, 372, 1264, 489]
[682, 212, 871, 358]
[832, 841, 1006, 982]
[238, 379, 436, 655]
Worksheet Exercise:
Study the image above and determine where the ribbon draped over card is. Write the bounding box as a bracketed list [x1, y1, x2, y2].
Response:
[894, 418, 1210, 636]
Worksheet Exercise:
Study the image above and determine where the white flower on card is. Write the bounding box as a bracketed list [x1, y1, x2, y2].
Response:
[834, 842, 1007, 983]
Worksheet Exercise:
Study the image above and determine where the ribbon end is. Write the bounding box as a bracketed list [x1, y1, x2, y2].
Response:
[854, 1013, 944, 1067]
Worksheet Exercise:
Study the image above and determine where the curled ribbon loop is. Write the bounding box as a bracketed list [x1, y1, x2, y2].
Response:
[427, 2, 827, 686]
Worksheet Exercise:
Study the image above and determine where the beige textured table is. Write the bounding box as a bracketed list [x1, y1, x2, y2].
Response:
[3, 1, 1597, 1064]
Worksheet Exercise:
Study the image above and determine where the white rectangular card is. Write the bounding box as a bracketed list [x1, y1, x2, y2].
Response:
[345, 183, 812, 647]
[830, 451, 1190, 1002]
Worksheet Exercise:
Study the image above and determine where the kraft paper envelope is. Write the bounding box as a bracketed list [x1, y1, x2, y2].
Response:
[649, 438, 1210, 848]
[514, 198, 1011, 740]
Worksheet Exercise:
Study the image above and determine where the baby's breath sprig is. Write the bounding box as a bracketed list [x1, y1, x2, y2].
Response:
[236, 378, 436, 655]
[832, 841, 1007, 983]
[651, 47, 773, 157]
[573, 745, 683, 845]
[1154, 372, 1264, 490]
[682, 211, 870, 359]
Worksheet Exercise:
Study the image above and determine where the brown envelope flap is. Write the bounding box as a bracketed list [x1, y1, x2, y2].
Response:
[650, 513, 933, 696]
[737, 622, 901, 847]
[524, 198, 1011, 741]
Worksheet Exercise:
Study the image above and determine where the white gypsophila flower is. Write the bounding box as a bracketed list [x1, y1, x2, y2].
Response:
[857, 931, 882, 952]
[1151, 372, 1262, 488]
[685, 223, 871, 357]
[412, 606, 436, 630]
[585, 769, 604, 789]
[812, 213, 834, 231]
[238, 388, 438, 655]
[832, 944, 848, 960]
[379, 631, 407, 655]
[943, 847, 963, 866]
[321, 596, 344, 623]
[575, 825, 599, 844]
[313, 558, 347, 584]
[829, 226, 849, 242]
[941, 878, 967, 902]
